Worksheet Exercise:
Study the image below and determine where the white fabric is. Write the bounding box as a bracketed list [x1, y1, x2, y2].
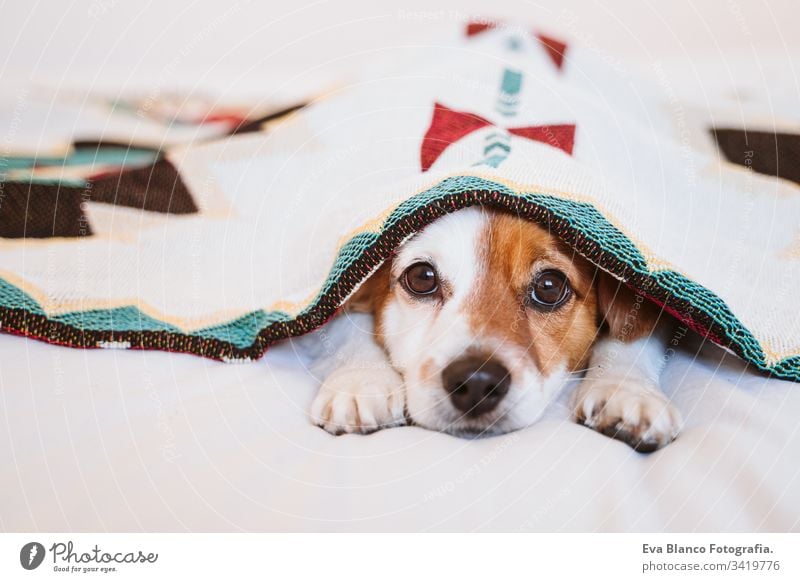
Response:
[2, 16, 799, 534]
[3, 26, 799, 371]
[2, 331, 798, 532]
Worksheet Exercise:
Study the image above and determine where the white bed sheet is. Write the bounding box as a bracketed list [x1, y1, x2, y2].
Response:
[2, 327, 798, 532]
[2, 0, 799, 534]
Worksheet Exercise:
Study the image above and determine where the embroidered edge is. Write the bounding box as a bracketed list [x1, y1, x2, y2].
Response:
[1, 176, 798, 382]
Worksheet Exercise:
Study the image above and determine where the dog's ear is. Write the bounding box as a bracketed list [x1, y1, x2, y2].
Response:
[595, 270, 661, 342]
[345, 262, 391, 314]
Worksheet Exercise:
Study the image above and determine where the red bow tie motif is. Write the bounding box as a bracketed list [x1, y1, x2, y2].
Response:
[465, 21, 568, 71]
[420, 102, 576, 172]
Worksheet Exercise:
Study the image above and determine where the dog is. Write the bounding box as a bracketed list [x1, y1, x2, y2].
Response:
[309, 206, 682, 451]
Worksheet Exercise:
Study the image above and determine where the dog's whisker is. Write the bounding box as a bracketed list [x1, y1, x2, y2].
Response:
[568, 366, 599, 375]
[310, 207, 677, 451]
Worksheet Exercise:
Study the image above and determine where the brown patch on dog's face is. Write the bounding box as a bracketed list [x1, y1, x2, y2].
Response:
[469, 212, 599, 375]
[343, 207, 643, 435]
[346, 262, 392, 344]
[419, 357, 439, 385]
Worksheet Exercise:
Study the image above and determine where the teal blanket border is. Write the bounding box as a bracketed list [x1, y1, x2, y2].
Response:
[1, 175, 798, 381]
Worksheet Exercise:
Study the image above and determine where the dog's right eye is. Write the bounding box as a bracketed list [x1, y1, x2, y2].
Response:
[402, 262, 439, 296]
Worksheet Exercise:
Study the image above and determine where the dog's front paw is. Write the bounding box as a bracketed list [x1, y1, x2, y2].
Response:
[311, 366, 406, 435]
[572, 380, 681, 452]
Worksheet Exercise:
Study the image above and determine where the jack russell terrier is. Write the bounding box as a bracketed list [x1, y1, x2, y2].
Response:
[309, 207, 682, 451]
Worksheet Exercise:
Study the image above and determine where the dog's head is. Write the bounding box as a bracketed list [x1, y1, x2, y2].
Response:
[350, 206, 636, 436]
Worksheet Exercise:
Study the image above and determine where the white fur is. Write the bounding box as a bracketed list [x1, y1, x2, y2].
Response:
[382, 208, 494, 433]
[310, 208, 678, 449]
[386, 208, 564, 435]
[572, 329, 681, 450]
[313, 208, 569, 437]
[309, 312, 405, 434]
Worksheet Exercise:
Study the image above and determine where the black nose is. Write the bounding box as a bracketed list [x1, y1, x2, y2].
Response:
[442, 357, 511, 417]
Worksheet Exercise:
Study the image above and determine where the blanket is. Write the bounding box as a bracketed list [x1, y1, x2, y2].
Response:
[1, 20, 799, 382]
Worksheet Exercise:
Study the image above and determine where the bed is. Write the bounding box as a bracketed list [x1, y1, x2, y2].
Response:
[2, 326, 798, 531]
[2, 5, 799, 533]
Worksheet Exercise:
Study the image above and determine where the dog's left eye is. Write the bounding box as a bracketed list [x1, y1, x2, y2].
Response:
[528, 269, 571, 310]
[402, 262, 439, 296]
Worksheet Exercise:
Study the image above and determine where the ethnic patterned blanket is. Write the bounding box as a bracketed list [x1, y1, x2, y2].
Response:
[1, 21, 799, 381]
